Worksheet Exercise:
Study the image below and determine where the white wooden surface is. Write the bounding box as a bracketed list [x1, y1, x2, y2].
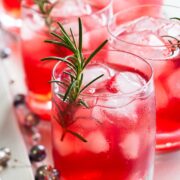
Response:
[0, 60, 33, 180]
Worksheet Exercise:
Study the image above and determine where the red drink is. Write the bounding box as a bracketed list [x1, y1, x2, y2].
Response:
[2, 0, 21, 18]
[108, 4, 180, 150]
[21, 0, 112, 120]
[52, 50, 155, 180]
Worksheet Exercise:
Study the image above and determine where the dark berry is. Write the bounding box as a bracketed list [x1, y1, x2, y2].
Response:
[0, 48, 11, 59]
[51, 168, 60, 179]
[35, 165, 47, 180]
[13, 94, 25, 107]
[35, 165, 60, 180]
[24, 113, 40, 128]
[0, 147, 11, 166]
[29, 145, 46, 162]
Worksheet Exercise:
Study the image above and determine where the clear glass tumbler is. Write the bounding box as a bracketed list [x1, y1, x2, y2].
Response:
[108, 4, 180, 151]
[51, 49, 156, 180]
[21, 0, 113, 120]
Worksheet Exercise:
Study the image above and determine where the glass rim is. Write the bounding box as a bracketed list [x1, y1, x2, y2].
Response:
[52, 49, 153, 98]
[22, 0, 113, 19]
[107, 4, 180, 48]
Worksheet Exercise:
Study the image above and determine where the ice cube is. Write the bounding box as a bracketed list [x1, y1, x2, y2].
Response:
[119, 30, 166, 46]
[159, 20, 180, 38]
[166, 69, 180, 98]
[21, 20, 43, 40]
[85, 130, 109, 153]
[106, 71, 146, 94]
[130, 16, 168, 33]
[53, 125, 74, 156]
[82, 63, 113, 94]
[73, 108, 99, 131]
[21, 13, 44, 40]
[102, 101, 138, 124]
[118, 31, 170, 59]
[119, 133, 140, 159]
[91, 106, 115, 125]
[55, 138, 74, 156]
[53, 122, 82, 156]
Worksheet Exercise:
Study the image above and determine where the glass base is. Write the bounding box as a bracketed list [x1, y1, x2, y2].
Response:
[26, 93, 52, 120]
[156, 131, 180, 151]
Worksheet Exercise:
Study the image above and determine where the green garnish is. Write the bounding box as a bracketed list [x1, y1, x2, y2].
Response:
[170, 17, 180, 21]
[161, 17, 180, 55]
[42, 18, 108, 142]
[34, 0, 56, 29]
[161, 35, 180, 55]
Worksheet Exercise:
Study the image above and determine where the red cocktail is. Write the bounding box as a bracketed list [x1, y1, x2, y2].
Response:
[108, 4, 180, 150]
[2, 0, 21, 18]
[21, 0, 112, 120]
[52, 50, 155, 180]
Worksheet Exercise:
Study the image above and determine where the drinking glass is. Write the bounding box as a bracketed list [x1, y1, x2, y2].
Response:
[21, 0, 113, 120]
[51, 49, 155, 180]
[108, 4, 180, 151]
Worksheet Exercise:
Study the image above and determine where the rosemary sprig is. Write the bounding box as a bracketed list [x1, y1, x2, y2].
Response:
[42, 18, 108, 142]
[34, 0, 56, 29]
[161, 17, 180, 55]
[170, 17, 180, 21]
[161, 35, 180, 55]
